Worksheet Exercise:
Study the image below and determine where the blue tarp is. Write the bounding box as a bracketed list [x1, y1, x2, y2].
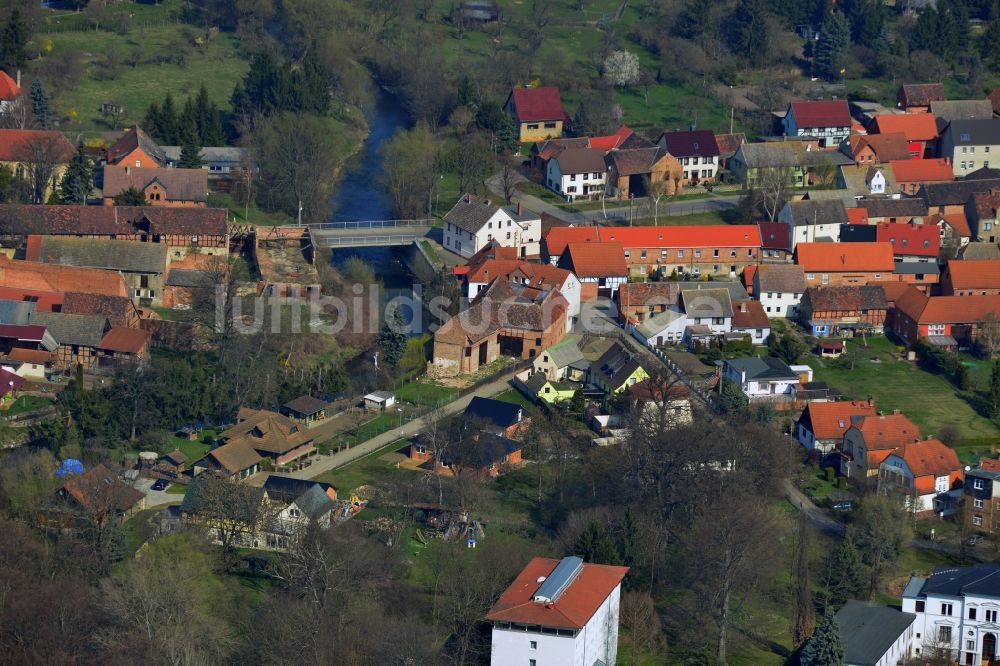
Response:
[56, 458, 84, 476]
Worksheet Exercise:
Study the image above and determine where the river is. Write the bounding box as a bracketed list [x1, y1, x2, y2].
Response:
[329, 89, 422, 329]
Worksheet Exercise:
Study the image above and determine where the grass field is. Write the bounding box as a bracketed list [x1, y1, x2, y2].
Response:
[3, 395, 54, 416]
[631, 211, 730, 226]
[805, 337, 1000, 443]
[41, 23, 248, 132]
[312, 439, 413, 492]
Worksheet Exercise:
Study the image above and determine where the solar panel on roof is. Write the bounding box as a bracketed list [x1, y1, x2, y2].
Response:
[533, 556, 584, 603]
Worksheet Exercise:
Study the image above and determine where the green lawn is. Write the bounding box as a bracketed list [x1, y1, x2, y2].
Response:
[42, 24, 248, 132]
[630, 211, 730, 226]
[311, 439, 413, 492]
[207, 192, 297, 228]
[3, 395, 55, 416]
[494, 388, 537, 412]
[804, 337, 1000, 443]
[169, 430, 215, 463]
[165, 483, 187, 495]
[395, 379, 458, 407]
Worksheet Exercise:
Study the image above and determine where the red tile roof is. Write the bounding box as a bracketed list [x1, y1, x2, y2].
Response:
[874, 114, 939, 142]
[795, 242, 896, 272]
[485, 557, 629, 629]
[897, 438, 961, 481]
[618, 282, 682, 307]
[0, 367, 24, 397]
[0, 129, 75, 163]
[848, 133, 912, 162]
[800, 400, 878, 441]
[99, 327, 151, 354]
[0, 70, 20, 102]
[6, 347, 53, 365]
[758, 222, 791, 251]
[544, 225, 762, 257]
[558, 241, 628, 277]
[0, 204, 228, 238]
[945, 259, 1000, 290]
[873, 280, 911, 303]
[742, 264, 757, 294]
[0, 324, 48, 341]
[846, 207, 870, 225]
[731, 300, 769, 328]
[980, 457, 1000, 471]
[61, 464, 145, 516]
[467, 258, 574, 288]
[789, 100, 851, 128]
[589, 126, 634, 151]
[899, 83, 946, 107]
[907, 294, 1000, 324]
[876, 222, 939, 257]
[852, 412, 922, 451]
[928, 212, 972, 238]
[0, 257, 129, 297]
[510, 86, 565, 122]
[889, 158, 954, 185]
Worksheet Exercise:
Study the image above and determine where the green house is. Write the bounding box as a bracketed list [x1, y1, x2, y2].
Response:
[590, 343, 650, 395]
[522, 372, 578, 404]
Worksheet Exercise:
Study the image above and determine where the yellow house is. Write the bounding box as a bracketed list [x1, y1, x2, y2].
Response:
[504, 86, 566, 143]
[0, 129, 76, 203]
[522, 372, 578, 405]
[590, 343, 650, 394]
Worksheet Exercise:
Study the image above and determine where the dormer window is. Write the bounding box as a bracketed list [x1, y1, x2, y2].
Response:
[961, 133, 971, 142]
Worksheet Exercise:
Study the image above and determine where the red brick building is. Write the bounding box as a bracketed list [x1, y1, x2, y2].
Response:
[940, 258, 1000, 295]
[892, 286, 1000, 346]
[796, 242, 896, 286]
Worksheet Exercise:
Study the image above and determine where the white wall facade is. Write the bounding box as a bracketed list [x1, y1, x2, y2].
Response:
[490, 586, 621, 666]
[904, 590, 1000, 665]
[546, 160, 606, 201]
[688, 315, 732, 335]
[733, 324, 770, 344]
[757, 290, 803, 318]
[444, 209, 542, 259]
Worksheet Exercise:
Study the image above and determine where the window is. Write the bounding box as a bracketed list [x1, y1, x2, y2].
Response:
[530, 641, 537, 650]
[544, 122, 556, 129]
[570, 174, 577, 181]
[135, 160, 141, 168]
[807, 273, 815, 280]
[988, 609, 997, 622]
[530, 660, 537, 666]
[942, 603, 953, 616]
[939, 626, 952, 643]
[730, 250, 737, 257]
[527, 124, 539, 130]
[677, 250, 684, 258]
[975, 479, 985, 490]
[976, 499, 984, 508]
[916, 601, 925, 612]
[713, 249, 720, 257]
[970, 608, 978, 620]
[694, 250, 701, 258]
[821, 273, 829, 285]
[968, 640, 976, 650]
[507, 232, 512, 240]
[640, 250, 647, 259]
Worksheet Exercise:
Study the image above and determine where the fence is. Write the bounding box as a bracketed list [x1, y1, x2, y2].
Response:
[312, 219, 434, 230]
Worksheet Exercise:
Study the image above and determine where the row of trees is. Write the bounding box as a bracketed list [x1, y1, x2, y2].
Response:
[143, 85, 226, 148]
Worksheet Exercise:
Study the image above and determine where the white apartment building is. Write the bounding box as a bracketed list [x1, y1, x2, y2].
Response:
[902, 563, 1000, 665]
[754, 264, 807, 318]
[486, 556, 628, 666]
[443, 194, 542, 259]
[940, 118, 1000, 177]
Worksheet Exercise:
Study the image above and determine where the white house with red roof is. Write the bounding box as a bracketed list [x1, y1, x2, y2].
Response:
[0, 70, 21, 113]
[486, 555, 628, 666]
[503, 86, 567, 142]
[782, 100, 852, 147]
[878, 438, 964, 515]
[656, 129, 721, 183]
[796, 399, 878, 453]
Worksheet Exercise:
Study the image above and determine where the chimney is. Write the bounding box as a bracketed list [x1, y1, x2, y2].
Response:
[740, 302, 747, 312]
[15, 69, 20, 88]
[516, 201, 523, 216]
[893, 409, 901, 415]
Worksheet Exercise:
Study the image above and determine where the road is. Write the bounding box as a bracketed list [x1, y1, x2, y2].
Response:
[485, 172, 741, 226]
[280, 373, 519, 481]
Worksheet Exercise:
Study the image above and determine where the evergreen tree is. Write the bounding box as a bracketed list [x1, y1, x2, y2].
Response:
[824, 536, 868, 607]
[982, 19, 1000, 71]
[113, 186, 147, 206]
[60, 142, 93, 205]
[158, 93, 179, 144]
[377, 305, 409, 367]
[675, 0, 714, 40]
[727, 0, 771, 68]
[193, 84, 225, 146]
[815, 12, 852, 80]
[574, 522, 622, 566]
[719, 378, 747, 415]
[800, 607, 846, 666]
[618, 507, 640, 568]
[0, 9, 28, 73]
[178, 136, 203, 169]
[29, 80, 53, 130]
[792, 514, 816, 647]
[143, 102, 162, 139]
[989, 360, 1000, 418]
[769, 332, 807, 364]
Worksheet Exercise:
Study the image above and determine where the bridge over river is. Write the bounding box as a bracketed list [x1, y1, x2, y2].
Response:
[308, 219, 435, 248]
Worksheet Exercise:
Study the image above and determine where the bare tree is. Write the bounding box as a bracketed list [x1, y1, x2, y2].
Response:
[0, 95, 30, 129]
[184, 477, 277, 564]
[20, 132, 71, 203]
[271, 521, 344, 610]
[620, 590, 663, 664]
[499, 157, 519, 203]
[749, 153, 795, 222]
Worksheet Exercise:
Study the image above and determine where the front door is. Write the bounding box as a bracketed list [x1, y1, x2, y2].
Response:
[984, 632, 996, 662]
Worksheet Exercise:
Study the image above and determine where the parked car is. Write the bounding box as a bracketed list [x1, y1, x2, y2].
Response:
[151, 479, 169, 491]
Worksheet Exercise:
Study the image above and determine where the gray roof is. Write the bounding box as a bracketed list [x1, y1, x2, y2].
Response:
[161, 146, 247, 165]
[35, 237, 166, 274]
[681, 288, 734, 318]
[681, 280, 750, 301]
[593, 343, 645, 388]
[635, 308, 686, 338]
[892, 261, 940, 275]
[726, 356, 798, 381]
[835, 601, 916, 666]
[959, 242, 1000, 259]
[857, 197, 928, 218]
[545, 340, 586, 369]
[840, 165, 897, 195]
[902, 576, 927, 599]
[932, 100, 994, 129]
[31, 312, 108, 347]
[737, 142, 801, 168]
[444, 194, 538, 234]
[553, 148, 607, 174]
[916, 563, 1000, 598]
[756, 264, 806, 293]
[523, 371, 549, 393]
[945, 118, 1000, 146]
[291, 484, 336, 520]
[165, 268, 211, 288]
[919, 178, 1000, 207]
[783, 199, 849, 227]
[0, 299, 36, 325]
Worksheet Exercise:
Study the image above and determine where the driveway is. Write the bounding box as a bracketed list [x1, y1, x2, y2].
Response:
[134, 477, 183, 509]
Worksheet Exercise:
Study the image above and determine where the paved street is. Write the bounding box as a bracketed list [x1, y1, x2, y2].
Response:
[134, 477, 181, 509]
[286, 373, 519, 481]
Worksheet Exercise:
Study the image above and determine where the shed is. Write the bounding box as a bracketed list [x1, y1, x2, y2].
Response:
[817, 340, 845, 357]
[363, 391, 396, 411]
[282, 395, 330, 423]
